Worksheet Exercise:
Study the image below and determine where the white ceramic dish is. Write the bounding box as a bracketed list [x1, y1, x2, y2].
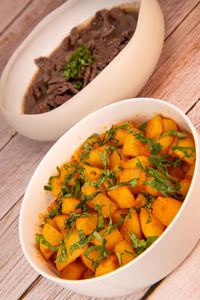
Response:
[19, 98, 200, 298]
[0, 0, 164, 141]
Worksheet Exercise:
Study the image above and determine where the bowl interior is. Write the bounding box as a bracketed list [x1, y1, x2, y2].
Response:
[19, 97, 198, 284]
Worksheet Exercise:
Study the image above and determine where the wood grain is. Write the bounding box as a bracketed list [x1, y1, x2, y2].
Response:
[158, 0, 200, 38]
[0, 199, 39, 300]
[0, 0, 65, 75]
[0, 0, 31, 35]
[0, 111, 16, 151]
[22, 275, 148, 300]
[157, 2, 200, 68]
[139, 14, 200, 112]
[0, 135, 52, 219]
[187, 100, 200, 131]
[147, 241, 200, 300]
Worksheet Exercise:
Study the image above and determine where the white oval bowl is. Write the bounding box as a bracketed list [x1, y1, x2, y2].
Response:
[19, 98, 200, 298]
[0, 0, 164, 141]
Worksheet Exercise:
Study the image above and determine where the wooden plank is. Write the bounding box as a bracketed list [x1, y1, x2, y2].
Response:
[187, 100, 200, 131]
[158, 0, 200, 38]
[0, 111, 16, 150]
[0, 0, 65, 75]
[0, 134, 52, 219]
[0, 199, 39, 300]
[22, 276, 148, 300]
[20, 277, 66, 300]
[139, 15, 200, 112]
[147, 241, 200, 300]
[53, 288, 149, 300]
[157, 2, 200, 68]
[0, 0, 31, 35]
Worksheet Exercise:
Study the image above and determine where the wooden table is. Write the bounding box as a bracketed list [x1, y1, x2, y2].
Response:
[0, 0, 200, 299]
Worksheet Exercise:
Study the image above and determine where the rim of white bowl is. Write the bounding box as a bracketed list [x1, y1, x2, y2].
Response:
[19, 97, 200, 285]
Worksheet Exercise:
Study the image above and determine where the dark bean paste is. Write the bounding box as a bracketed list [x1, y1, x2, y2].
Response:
[24, 7, 138, 114]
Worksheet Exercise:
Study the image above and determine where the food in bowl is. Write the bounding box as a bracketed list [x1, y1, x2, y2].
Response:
[36, 114, 196, 280]
[24, 6, 138, 114]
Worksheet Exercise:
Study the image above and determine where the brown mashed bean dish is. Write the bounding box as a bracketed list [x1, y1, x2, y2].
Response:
[24, 7, 138, 114]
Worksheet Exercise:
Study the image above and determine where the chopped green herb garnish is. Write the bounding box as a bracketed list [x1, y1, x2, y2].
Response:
[129, 232, 157, 255]
[103, 207, 124, 235]
[106, 178, 139, 191]
[138, 122, 148, 132]
[69, 230, 93, 255]
[144, 166, 181, 197]
[139, 192, 155, 223]
[94, 205, 105, 231]
[44, 166, 61, 191]
[128, 127, 162, 154]
[36, 234, 59, 252]
[99, 123, 131, 146]
[98, 145, 122, 169]
[54, 238, 68, 263]
[61, 46, 95, 82]
[44, 185, 52, 191]
[116, 252, 122, 266]
[171, 146, 195, 158]
[159, 130, 187, 140]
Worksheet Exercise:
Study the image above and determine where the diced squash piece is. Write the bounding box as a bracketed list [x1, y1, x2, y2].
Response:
[152, 196, 182, 226]
[146, 115, 163, 138]
[121, 209, 142, 240]
[109, 149, 127, 169]
[185, 162, 195, 178]
[73, 145, 82, 162]
[144, 177, 161, 197]
[158, 136, 174, 154]
[92, 226, 123, 251]
[88, 193, 118, 218]
[83, 165, 102, 182]
[51, 164, 78, 198]
[179, 178, 191, 196]
[123, 156, 150, 169]
[45, 217, 59, 230]
[56, 230, 87, 271]
[114, 240, 135, 265]
[62, 197, 81, 214]
[119, 167, 146, 194]
[54, 215, 68, 232]
[39, 223, 62, 260]
[81, 183, 103, 196]
[134, 193, 147, 208]
[76, 214, 98, 235]
[168, 166, 184, 179]
[51, 177, 62, 198]
[114, 128, 129, 145]
[140, 208, 165, 238]
[112, 208, 129, 224]
[162, 118, 177, 132]
[61, 260, 86, 280]
[113, 122, 137, 145]
[123, 134, 150, 157]
[170, 137, 195, 165]
[81, 249, 100, 271]
[108, 186, 135, 208]
[83, 268, 95, 279]
[95, 254, 119, 277]
[84, 145, 106, 168]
